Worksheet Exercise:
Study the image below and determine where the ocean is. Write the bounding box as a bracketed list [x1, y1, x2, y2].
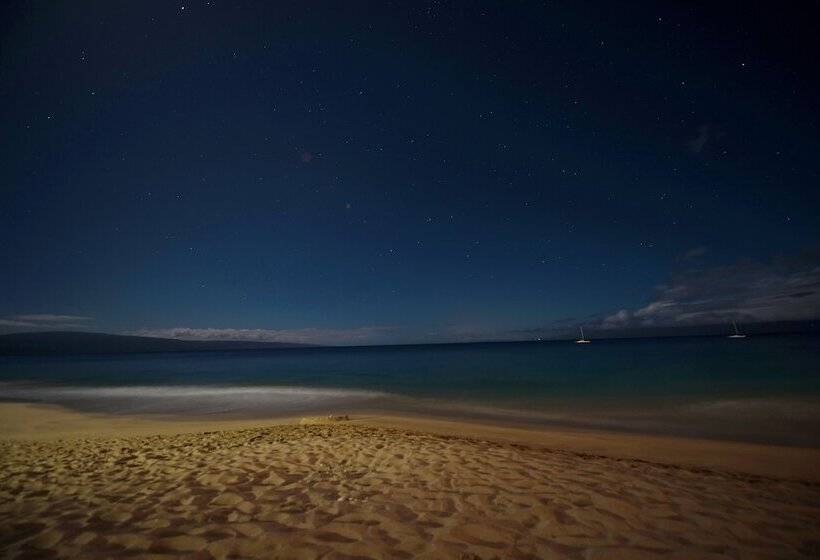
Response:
[2, 334, 819, 445]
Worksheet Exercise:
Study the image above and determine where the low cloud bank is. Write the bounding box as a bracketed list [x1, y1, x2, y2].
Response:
[506, 249, 820, 340]
[600, 250, 820, 329]
[127, 326, 397, 346]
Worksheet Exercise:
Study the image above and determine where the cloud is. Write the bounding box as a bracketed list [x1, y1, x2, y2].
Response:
[601, 249, 820, 328]
[688, 124, 710, 153]
[687, 124, 711, 153]
[0, 314, 93, 330]
[681, 246, 707, 260]
[14, 314, 93, 323]
[127, 326, 398, 346]
[0, 319, 36, 328]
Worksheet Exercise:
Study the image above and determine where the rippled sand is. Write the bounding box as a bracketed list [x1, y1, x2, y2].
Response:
[2, 413, 820, 559]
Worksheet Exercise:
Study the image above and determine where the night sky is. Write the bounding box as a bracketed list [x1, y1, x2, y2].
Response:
[2, 2, 819, 345]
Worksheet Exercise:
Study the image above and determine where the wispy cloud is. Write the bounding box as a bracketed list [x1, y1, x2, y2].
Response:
[127, 326, 398, 346]
[687, 124, 711, 153]
[681, 246, 707, 260]
[0, 314, 93, 330]
[14, 314, 93, 323]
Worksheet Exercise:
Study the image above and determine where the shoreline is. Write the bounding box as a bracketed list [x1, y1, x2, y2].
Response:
[3, 401, 820, 482]
[4, 379, 820, 448]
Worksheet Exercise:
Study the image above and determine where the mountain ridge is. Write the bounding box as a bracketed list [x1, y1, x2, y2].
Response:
[0, 331, 319, 356]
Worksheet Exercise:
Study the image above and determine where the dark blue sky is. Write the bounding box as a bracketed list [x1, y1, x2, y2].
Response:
[2, 2, 819, 344]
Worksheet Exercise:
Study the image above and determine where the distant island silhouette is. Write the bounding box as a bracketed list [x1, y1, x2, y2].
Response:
[0, 331, 318, 356]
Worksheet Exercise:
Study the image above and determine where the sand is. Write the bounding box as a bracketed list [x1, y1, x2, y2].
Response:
[2, 404, 820, 559]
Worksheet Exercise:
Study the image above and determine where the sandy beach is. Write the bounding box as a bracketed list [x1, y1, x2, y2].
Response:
[2, 403, 820, 559]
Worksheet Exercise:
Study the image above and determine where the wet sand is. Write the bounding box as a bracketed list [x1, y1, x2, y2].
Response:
[2, 403, 820, 559]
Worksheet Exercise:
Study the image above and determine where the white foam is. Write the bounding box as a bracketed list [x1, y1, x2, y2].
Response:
[681, 397, 820, 419]
[0, 383, 389, 416]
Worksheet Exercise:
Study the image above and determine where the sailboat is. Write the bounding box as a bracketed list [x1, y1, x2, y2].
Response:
[575, 327, 591, 344]
[728, 321, 747, 339]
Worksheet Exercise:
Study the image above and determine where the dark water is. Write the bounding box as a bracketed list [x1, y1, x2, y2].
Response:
[2, 335, 819, 445]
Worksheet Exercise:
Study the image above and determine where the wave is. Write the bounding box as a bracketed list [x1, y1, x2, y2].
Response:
[0, 382, 389, 416]
[680, 397, 820, 420]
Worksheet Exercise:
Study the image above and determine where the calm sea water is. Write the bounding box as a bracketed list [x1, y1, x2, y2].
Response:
[2, 335, 819, 445]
